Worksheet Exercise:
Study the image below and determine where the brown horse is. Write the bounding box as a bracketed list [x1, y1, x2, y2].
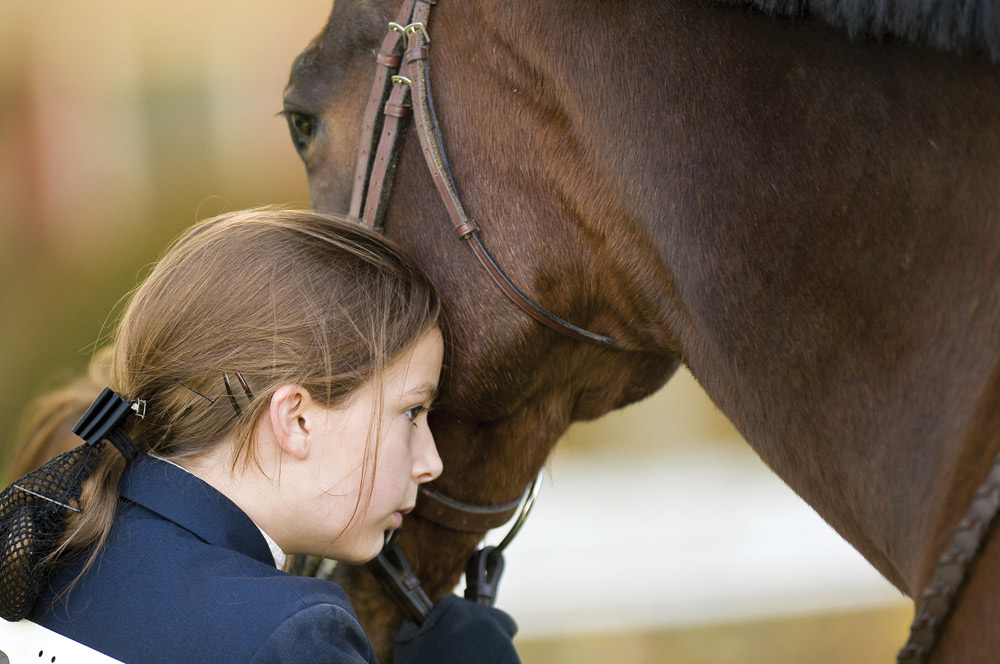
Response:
[283, 0, 1000, 660]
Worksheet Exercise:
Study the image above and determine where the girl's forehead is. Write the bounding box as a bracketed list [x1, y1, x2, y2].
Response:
[385, 330, 443, 389]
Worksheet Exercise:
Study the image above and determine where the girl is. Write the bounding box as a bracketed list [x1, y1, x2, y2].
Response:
[0, 209, 519, 663]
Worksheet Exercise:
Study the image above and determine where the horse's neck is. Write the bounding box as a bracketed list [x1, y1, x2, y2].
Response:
[482, 0, 1000, 594]
[453, 0, 1000, 592]
[633, 3, 1000, 595]
[686, 262, 1000, 592]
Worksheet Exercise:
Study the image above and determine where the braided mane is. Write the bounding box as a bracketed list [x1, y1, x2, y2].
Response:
[718, 0, 1000, 60]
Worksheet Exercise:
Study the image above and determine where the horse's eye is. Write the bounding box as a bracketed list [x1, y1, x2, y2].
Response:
[284, 111, 317, 154]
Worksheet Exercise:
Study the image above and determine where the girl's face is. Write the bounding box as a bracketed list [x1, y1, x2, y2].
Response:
[284, 328, 445, 563]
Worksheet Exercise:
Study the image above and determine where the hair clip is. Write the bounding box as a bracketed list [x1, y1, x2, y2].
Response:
[235, 372, 254, 402]
[72, 387, 141, 461]
[223, 372, 242, 415]
[73, 388, 137, 446]
[223, 372, 255, 415]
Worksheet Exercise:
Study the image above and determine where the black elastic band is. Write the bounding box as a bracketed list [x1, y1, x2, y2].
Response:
[105, 427, 139, 463]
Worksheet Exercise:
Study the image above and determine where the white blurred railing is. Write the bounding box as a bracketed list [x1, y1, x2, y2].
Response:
[480, 444, 907, 638]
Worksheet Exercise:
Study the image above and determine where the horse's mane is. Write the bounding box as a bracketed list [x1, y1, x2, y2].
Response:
[717, 0, 1000, 61]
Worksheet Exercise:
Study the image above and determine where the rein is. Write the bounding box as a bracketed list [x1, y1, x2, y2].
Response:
[896, 450, 1000, 662]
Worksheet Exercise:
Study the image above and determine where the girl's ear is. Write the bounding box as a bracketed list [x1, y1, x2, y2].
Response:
[269, 384, 313, 461]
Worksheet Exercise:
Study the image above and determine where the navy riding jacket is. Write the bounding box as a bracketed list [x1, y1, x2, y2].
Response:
[31, 454, 378, 663]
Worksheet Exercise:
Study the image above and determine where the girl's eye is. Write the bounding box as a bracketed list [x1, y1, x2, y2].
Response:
[404, 405, 428, 424]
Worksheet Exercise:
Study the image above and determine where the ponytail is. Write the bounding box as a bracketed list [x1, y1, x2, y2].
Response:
[0, 389, 140, 621]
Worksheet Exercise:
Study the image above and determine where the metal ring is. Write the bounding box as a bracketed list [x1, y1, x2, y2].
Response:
[495, 468, 544, 553]
[384, 527, 402, 550]
[391, 75, 412, 86]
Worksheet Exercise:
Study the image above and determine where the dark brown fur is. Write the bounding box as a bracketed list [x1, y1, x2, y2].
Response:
[719, 0, 1000, 61]
[284, 1, 1000, 659]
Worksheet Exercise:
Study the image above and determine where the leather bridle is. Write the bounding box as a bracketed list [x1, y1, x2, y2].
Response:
[350, 0, 622, 624]
[349, 0, 623, 351]
[896, 453, 1000, 662]
[346, 0, 1000, 658]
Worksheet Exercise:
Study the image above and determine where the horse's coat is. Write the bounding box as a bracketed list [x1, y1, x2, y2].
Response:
[284, 1, 1000, 659]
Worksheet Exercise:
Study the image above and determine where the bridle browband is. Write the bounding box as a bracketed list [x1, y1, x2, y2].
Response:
[347, 0, 1000, 656]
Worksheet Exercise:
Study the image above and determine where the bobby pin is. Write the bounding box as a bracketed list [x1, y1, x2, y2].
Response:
[12, 484, 82, 513]
[173, 378, 217, 405]
[235, 372, 254, 402]
[223, 372, 255, 415]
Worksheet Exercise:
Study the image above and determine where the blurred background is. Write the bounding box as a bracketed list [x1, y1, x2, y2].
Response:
[0, 1, 911, 661]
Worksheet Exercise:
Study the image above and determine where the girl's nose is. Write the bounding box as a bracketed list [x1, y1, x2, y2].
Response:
[413, 425, 443, 484]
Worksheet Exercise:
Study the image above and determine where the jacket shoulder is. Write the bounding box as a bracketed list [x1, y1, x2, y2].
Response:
[249, 602, 378, 664]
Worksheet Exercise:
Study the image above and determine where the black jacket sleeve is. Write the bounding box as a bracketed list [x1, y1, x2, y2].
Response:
[394, 595, 521, 664]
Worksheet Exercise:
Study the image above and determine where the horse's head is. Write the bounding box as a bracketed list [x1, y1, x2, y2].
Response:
[284, 0, 1000, 660]
[283, 0, 681, 655]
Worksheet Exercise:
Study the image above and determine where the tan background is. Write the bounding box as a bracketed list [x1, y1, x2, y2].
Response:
[0, 1, 911, 661]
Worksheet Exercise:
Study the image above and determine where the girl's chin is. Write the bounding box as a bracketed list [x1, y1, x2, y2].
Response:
[337, 542, 385, 565]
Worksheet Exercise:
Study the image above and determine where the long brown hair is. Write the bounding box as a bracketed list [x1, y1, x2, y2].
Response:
[51, 208, 440, 561]
[5, 348, 113, 483]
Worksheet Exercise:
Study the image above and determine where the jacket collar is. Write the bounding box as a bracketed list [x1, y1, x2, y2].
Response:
[119, 454, 275, 567]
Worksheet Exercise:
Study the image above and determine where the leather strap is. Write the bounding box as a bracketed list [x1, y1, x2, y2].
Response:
[897, 446, 1000, 662]
[464, 233, 623, 348]
[350, 0, 622, 535]
[362, 76, 412, 228]
[368, 531, 434, 624]
[414, 485, 524, 532]
[402, 8, 623, 349]
[351, 0, 623, 349]
[349, 0, 417, 220]
[404, 3, 474, 239]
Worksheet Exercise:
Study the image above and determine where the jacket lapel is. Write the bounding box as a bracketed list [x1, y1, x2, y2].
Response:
[119, 454, 275, 566]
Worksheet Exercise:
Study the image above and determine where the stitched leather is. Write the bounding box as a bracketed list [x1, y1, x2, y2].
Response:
[897, 449, 1000, 662]
[349, 0, 417, 219]
[414, 485, 523, 533]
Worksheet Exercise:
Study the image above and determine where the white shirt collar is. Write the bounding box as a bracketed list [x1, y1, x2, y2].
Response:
[257, 528, 288, 570]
